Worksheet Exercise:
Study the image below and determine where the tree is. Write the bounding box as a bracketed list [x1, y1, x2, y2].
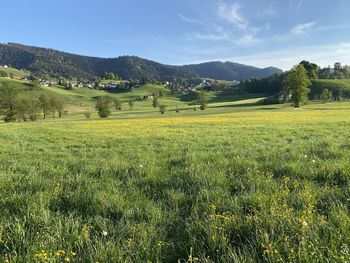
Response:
[320, 89, 332, 103]
[197, 90, 208, 110]
[0, 70, 8, 77]
[159, 105, 167, 114]
[32, 80, 41, 90]
[16, 98, 31, 121]
[342, 65, 350, 79]
[39, 94, 51, 119]
[152, 96, 159, 108]
[27, 96, 41, 121]
[299, 61, 319, 79]
[128, 99, 134, 110]
[95, 96, 112, 118]
[283, 64, 311, 108]
[0, 84, 17, 122]
[84, 112, 91, 119]
[94, 80, 101, 90]
[113, 98, 122, 111]
[334, 62, 343, 79]
[56, 99, 64, 117]
[335, 88, 343, 101]
[50, 96, 64, 118]
[103, 72, 117, 80]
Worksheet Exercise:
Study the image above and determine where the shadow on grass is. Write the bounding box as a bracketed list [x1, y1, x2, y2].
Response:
[207, 99, 265, 109]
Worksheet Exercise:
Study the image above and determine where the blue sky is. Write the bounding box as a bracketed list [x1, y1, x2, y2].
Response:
[1, 0, 350, 69]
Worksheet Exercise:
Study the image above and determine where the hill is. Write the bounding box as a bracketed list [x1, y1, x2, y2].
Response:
[0, 43, 282, 81]
[182, 61, 282, 81]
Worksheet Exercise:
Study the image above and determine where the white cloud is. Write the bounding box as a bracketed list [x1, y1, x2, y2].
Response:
[185, 32, 228, 41]
[296, 0, 304, 10]
[238, 34, 260, 46]
[180, 2, 272, 47]
[263, 1, 278, 17]
[227, 43, 350, 70]
[291, 22, 316, 34]
[217, 3, 248, 30]
[177, 14, 206, 26]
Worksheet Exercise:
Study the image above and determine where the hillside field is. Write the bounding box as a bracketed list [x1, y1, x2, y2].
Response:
[1, 91, 350, 262]
[0, 66, 29, 78]
[311, 79, 350, 97]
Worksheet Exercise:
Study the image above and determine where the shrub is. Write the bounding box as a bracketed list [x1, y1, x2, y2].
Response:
[84, 112, 91, 119]
[159, 105, 167, 114]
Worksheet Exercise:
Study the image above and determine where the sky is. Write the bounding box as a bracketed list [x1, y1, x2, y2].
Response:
[1, 0, 350, 70]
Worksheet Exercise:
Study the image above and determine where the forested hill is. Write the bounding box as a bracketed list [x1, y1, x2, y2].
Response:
[181, 61, 282, 81]
[0, 43, 282, 80]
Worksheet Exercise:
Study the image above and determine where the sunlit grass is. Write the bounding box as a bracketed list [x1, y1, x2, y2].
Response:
[1, 102, 350, 262]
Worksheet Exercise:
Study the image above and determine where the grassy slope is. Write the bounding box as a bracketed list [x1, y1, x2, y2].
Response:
[1, 101, 350, 262]
[0, 78, 265, 119]
[0, 67, 30, 77]
[311, 79, 350, 96]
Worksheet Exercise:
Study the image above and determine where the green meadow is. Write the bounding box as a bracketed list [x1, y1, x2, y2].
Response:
[1, 75, 350, 263]
[1, 76, 350, 262]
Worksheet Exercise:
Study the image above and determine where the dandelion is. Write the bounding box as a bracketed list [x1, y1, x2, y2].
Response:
[82, 224, 90, 240]
[64, 257, 71, 262]
[302, 221, 308, 227]
[157, 240, 164, 247]
[140, 164, 143, 168]
[304, 155, 308, 158]
[55, 250, 66, 257]
[312, 160, 316, 163]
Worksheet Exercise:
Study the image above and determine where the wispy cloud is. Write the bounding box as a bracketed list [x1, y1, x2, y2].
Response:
[296, 0, 304, 10]
[291, 22, 316, 34]
[217, 3, 248, 30]
[238, 34, 261, 46]
[228, 43, 350, 70]
[180, 2, 264, 47]
[185, 32, 228, 42]
[177, 14, 206, 26]
[263, 1, 278, 17]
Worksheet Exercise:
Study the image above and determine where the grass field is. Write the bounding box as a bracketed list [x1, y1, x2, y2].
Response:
[1, 96, 350, 262]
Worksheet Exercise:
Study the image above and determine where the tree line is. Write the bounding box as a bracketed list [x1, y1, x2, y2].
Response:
[0, 84, 64, 122]
[281, 64, 343, 108]
[240, 61, 348, 100]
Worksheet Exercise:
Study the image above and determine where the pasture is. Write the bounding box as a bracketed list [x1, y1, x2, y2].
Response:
[1, 99, 350, 262]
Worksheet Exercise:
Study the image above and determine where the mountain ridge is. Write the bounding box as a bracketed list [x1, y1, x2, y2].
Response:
[0, 42, 283, 81]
